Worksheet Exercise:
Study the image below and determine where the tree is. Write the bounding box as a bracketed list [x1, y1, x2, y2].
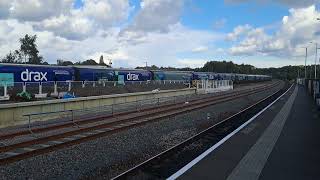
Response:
[1, 50, 22, 63]
[81, 59, 98, 65]
[99, 55, 105, 65]
[57, 59, 74, 66]
[1, 51, 16, 63]
[19, 34, 44, 64]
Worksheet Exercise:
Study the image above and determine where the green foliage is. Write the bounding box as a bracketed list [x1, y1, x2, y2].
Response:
[135, 60, 310, 80]
[16, 91, 33, 101]
[1, 34, 45, 64]
[19, 34, 43, 64]
[99, 55, 106, 65]
[79, 59, 98, 65]
[57, 59, 74, 66]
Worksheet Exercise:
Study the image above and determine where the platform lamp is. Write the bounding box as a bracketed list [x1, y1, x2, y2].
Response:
[316, 18, 320, 79]
[302, 47, 308, 79]
[309, 41, 318, 79]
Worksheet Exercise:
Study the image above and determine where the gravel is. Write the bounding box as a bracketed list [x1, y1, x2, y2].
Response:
[0, 81, 284, 180]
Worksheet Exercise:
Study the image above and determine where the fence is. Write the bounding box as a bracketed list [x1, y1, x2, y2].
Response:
[0, 80, 190, 101]
[23, 92, 204, 132]
[0, 87, 196, 128]
[22, 87, 237, 133]
[298, 78, 320, 107]
[196, 80, 233, 94]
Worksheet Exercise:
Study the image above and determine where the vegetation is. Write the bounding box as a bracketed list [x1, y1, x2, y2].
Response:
[1, 34, 44, 64]
[136, 61, 312, 80]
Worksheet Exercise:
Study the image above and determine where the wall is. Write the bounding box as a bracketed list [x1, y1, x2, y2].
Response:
[0, 88, 196, 128]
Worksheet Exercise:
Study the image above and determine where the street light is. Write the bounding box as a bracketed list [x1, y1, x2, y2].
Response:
[305, 47, 308, 79]
[310, 41, 319, 79]
[301, 42, 312, 79]
[316, 18, 320, 79]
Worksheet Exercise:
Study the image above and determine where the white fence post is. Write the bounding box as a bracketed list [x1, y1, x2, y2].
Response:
[68, 81, 72, 91]
[4, 84, 8, 97]
[54, 82, 58, 95]
[39, 82, 42, 94]
[23, 83, 26, 92]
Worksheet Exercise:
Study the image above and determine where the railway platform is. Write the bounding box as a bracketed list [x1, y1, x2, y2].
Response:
[173, 84, 320, 180]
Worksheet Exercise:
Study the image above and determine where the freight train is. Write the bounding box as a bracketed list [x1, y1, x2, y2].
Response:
[0, 63, 271, 85]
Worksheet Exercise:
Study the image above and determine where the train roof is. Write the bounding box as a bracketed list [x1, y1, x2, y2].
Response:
[151, 70, 194, 73]
[71, 65, 113, 70]
[0, 63, 72, 68]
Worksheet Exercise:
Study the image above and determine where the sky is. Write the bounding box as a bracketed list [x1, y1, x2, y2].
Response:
[0, 0, 320, 68]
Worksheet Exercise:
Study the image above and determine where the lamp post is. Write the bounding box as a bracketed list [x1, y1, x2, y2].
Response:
[305, 47, 308, 79]
[316, 18, 320, 79]
[310, 41, 320, 79]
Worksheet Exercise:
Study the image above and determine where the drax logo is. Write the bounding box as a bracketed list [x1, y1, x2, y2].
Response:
[21, 69, 48, 81]
[127, 73, 139, 81]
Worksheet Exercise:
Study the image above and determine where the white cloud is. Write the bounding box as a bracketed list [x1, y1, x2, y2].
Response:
[224, 0, 320, 8]
[177, 58, 207, 68]
[34, 13, 95, 40]
[228, 6, 320, 58]
[0, 0, 73, 21]
[119, 0, 184, 41]
[0, 17, 221, 68]
[226, 24, 252, 41]
[192, 46, 209, 53]
[0, 0, 131, 40]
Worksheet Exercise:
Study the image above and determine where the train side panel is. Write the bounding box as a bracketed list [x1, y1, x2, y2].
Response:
[0, 64, 74, 84]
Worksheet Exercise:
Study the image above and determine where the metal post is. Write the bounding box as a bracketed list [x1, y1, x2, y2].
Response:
[54, 82, 58, 94]
[4, 84, 8, 97]
[305, 47, 308, 79]
[23, 82, 26, 92]
[71, 110, 74, 122]
[39, 82, 42, 94]
[68, 81, 72, 91]
[28, 115, 34, 134]
[316, 43, 318, 79]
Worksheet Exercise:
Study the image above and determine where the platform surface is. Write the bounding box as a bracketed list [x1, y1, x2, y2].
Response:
[177, 85, 320, 180]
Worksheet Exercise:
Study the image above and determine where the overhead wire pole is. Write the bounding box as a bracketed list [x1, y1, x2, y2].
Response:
[144, 61, 148, 69]
[315, 43, 318, 79]
[305, 47, 308, 79]
[315, 18, 320, 79]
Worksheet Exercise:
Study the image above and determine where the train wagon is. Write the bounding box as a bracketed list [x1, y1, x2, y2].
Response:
[73, 66, 115, 81]
[192, 72, 218, 80]
[151, 70, 193, 81]
[114, 69, 152, 84]
[0, 63, 74, 84]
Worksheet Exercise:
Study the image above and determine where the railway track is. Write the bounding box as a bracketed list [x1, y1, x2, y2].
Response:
[112, 83, 292, 179]
[0, 81, 281, 165]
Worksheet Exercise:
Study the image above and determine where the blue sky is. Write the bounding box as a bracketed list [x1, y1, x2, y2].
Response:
[182, 1, 288, 32]
[0, 0, 320, 68]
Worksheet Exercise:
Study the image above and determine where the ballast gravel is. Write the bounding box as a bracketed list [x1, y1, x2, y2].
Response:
[0, 81, 284, 180]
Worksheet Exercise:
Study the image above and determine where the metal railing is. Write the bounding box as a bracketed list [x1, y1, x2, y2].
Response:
[0, 80, 191, 101]
[22, 92, 199, 133]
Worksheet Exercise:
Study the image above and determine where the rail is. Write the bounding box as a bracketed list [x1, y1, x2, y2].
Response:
[20, 81, 274, 139]
[112, 82, 291, 179]
[0, 81, 281, 164]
